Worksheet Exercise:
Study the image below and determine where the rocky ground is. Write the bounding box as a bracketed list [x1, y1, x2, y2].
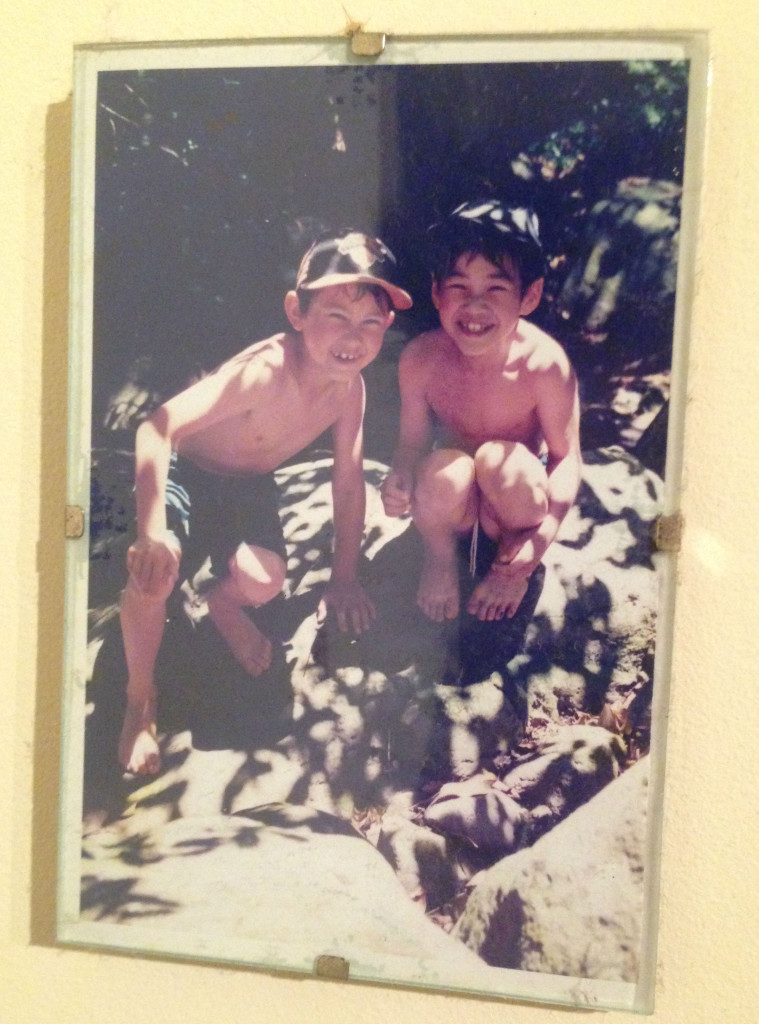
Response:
[79, 444, 664, 992]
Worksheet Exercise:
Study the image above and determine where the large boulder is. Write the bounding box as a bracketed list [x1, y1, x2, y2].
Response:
[452, 756, 649, 981]
[423, 773, 528, 854]
[80, 804, 494, 981]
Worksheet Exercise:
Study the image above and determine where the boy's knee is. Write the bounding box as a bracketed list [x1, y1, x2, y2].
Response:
[475, 441, 548, 515]
[228, 544, 287, 604]
[414, 449, 475, 506]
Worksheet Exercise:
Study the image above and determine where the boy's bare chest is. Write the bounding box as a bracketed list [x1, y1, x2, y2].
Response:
[426, 367, 537, 445]
[241, 386, 339, 449]
[187, 384, 343, 472]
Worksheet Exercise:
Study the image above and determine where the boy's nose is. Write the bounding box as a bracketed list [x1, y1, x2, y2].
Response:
[464, 293, 488, 309]
[349, 321, 372, 342]
[340, 330, 363, 352]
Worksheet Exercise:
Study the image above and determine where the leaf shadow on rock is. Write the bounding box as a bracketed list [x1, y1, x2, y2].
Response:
[84, 590, 297, 824]
[569, 479, 658, 574]
[234, 803, 360, 838]
[282, 528, 543, 810]
[80, 821, 265, 926]
[81, 875, 180, 922]
[82, 448, 658, 907]
[508, 580, 618, 719]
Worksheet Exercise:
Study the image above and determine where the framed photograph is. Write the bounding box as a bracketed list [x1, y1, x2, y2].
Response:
[59, 34, 705, 1011]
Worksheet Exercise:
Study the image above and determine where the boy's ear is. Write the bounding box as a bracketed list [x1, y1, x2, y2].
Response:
[520, 277, 544, 317]
[430, 276, 441, 310]
[284, 291, 303, 331]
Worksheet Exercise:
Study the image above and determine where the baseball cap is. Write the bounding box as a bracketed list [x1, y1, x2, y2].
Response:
[432, 199, 543, 251]
[295, 231, 413, 310]
[426, 199, 546, 286]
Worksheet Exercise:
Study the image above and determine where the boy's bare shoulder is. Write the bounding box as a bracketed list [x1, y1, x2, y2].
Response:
[519, 319, 575, 381]
[399, 328, 450, 374]
[208, 332, 293, 389]
[223, 332, 289, 371]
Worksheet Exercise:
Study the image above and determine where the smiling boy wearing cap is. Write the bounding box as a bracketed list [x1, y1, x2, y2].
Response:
[119, 229, 411, 775]
[382, 199, 581, 625]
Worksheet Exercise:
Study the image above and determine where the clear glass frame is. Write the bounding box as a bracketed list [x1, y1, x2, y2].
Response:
[59, 33, 707, 1012]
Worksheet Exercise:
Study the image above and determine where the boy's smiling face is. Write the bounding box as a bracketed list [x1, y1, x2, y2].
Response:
[285, 283, 394, 379]
[431, 253, 542, 357]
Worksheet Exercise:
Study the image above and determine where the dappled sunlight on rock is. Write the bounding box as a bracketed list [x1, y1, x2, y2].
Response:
[302, 674, 339, 713]
[580, 447, 662, 519]
[448, 724, 481, 780]
[175, 748, 249, 817]
[222, 743, 308, 815]
[526, 668, 588, 728]
[335, 666, 365, 689]
[435, 676, 506, 727]
[81, 445, 665, 974]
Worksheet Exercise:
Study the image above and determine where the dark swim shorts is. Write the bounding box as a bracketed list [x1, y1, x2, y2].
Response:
[164, 453, 287, 580]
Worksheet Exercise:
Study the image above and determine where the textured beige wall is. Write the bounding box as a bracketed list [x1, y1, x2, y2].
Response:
[2, 2, 757, 1022]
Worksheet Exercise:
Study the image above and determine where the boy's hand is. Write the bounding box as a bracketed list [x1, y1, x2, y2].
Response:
[318, 579, 376, 634]
[126, 536, 180, 596]
[381, 468, 413, 517]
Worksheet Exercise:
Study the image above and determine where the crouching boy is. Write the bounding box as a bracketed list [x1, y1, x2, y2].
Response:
[382, 199, 581, 624]
[120, 230, 412, 774]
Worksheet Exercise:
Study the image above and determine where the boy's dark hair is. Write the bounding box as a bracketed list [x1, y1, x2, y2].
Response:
[427, 199, 545, 293]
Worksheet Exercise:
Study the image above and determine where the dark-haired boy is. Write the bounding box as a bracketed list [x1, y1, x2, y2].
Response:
[382, 201, 581, 624]
[120, 231, 412, 774]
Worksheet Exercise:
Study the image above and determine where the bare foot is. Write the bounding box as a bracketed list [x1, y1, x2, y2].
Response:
[119, 695, 161, 775]
[417, 550, 460, 622]
[207, 590, 272, 675]
[467, 567, 529, 622]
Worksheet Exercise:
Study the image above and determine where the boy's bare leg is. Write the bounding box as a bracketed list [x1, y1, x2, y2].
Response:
[413, 449, 477, 622]
[206, 544, 286, 675]
[468, 441, 549, 621]
[119, 578, 172, 774]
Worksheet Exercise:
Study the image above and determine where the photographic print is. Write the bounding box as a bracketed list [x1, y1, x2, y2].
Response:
[59, 36, 704, 1011]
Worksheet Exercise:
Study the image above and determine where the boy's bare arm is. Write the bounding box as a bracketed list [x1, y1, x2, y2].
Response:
[128, 352, 276, 592]
[499, 353, 581, 580]
[319, 375, 376, 633]
[382, 342, 433, 516]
